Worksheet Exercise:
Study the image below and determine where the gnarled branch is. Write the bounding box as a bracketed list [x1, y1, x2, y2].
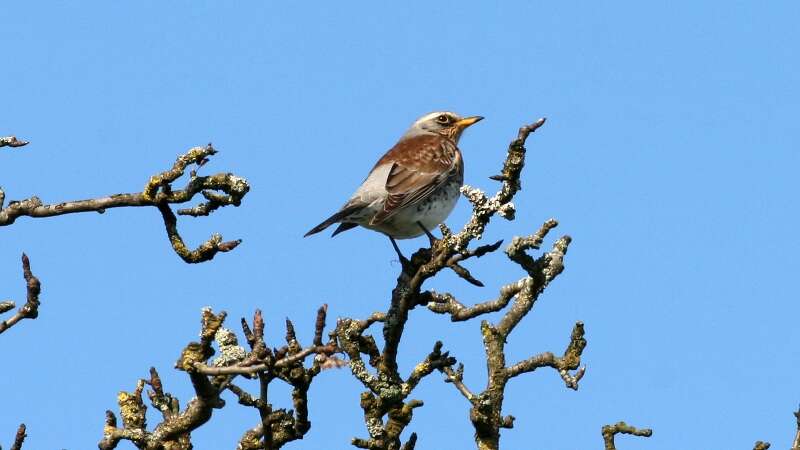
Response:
[601, 422, 652, 450]
[0, 254, 41, 335]
[0, 144, 249, 263]
[99, 306, 339, 450]
[506, 321, 586, 390]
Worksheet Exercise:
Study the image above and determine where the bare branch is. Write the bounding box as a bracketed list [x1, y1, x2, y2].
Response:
[0, 254, 41, 335]
[157, 202, 241, 264]
[400, 433, 417, 450]
[0, 144, 249, 263]
[504, 218, 559, 273]
[336, 318, 384, 394]
[460, 227, 574, 450]
[441, 364, 476, 403]
[8, 423, 26, 450]
[425, 277, 526, 321]
[446, 239, 504, 266]
[506, 322, 586, 390]
[0, 301, 15, 314]
[601, 422, 653, 450]
[193, 343, 335, 376]
[402, 341, 456, 395]
[314, 304, 328, 346]
[496, 229, 571, 338]
[100, 309, 229, 449]
[98, 305, 335, 449]
[447, 261, 486, 287]
[793, 404, 800, 450]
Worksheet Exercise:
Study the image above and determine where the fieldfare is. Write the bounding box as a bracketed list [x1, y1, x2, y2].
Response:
[304, 111, 483, 254]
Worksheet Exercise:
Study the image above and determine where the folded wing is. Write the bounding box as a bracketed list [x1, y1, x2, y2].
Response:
[370, 134, 461, 225]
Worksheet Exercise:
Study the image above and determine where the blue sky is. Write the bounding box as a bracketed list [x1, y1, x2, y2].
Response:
[1, 2, 798, 449]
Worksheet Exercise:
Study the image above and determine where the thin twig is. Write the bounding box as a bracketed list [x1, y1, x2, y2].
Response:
[9, 423, 27, 450]
[0, 254, 41, 335]
[602, 422, 653, 450]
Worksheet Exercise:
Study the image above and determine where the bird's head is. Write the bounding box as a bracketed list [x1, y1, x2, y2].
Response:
[404, 111, 484, 142]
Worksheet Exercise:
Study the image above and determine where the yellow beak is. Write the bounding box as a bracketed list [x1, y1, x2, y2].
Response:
[455, 115, 484, 129]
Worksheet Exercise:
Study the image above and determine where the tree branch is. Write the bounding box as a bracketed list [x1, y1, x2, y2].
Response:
[0, 254, 41, 335]
[441, 364, 476, 403]
[98, 306, 338, 449]
[7, 423, 27, 450]
[506, 321, 586, 390]
[0, 144, 249, 263]
[402, 341, 456, 395]
[793, 404, 800, 450]
[496, 226, 570, 338]
[601, 422, 652, 450]
[99, 309, 229, 449]
[425, 278, 526, 321]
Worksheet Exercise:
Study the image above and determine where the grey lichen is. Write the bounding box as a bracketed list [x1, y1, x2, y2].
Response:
[213, 327, 247, 367]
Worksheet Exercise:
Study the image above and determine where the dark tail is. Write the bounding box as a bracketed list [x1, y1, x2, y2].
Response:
[331, 222, 358, 237]
[304, 204, 365, 237]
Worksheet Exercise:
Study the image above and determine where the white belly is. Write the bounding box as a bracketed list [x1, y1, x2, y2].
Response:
[363, 181, 461, 239]
[343, 163, 462, 239]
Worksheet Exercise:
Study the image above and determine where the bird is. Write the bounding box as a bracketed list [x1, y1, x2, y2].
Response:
[304, 111, 483, 256]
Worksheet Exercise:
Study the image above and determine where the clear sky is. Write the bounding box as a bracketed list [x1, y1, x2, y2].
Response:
[1, 2, 798, 449]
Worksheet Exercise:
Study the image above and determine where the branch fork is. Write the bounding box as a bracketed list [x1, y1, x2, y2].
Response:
[1, 142, 250, 263]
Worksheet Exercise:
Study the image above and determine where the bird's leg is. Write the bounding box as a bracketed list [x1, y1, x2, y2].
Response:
[389, 236, 411, 268]
[417, 221, 438, 246]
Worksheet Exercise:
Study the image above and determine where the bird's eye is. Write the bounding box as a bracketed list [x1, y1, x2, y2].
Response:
[436, 115, 449, 124]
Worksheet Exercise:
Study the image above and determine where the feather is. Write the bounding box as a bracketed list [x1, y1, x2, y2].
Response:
[304, 204, 365, 237]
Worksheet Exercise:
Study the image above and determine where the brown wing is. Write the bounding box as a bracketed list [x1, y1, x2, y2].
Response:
[370, 134, 462, 225]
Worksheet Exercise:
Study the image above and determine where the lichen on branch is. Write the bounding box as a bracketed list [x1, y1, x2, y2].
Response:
[99, 306, 340, 450]
[601, 422, 652, 450]
[0, 142, 249, 263]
